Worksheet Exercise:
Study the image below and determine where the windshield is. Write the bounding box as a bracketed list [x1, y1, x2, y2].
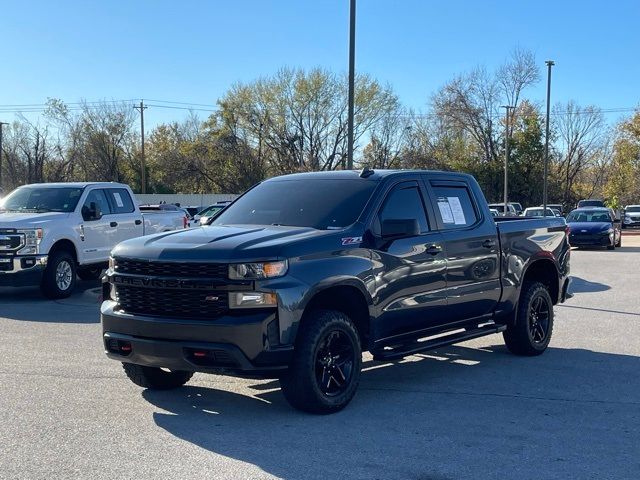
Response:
[0, 186, 83, 213]
[212, 179, 377, 229]
[566, 210, 612, 223]
[626, 206, 640, 213]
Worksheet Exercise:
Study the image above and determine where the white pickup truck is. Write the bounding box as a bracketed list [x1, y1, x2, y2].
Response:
[0, 182, 187, 298]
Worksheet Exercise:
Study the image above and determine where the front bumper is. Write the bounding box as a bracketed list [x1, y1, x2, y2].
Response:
[569, 233, 612, 247]
[101, 301, 293, 378]
[0, 255, 48, 287]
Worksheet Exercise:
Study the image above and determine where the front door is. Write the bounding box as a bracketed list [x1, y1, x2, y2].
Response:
[79, 189, 114, 263]
[370, 181, 448, 343]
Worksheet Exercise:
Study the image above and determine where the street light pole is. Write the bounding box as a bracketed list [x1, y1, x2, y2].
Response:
[0, 122, 7, 190]
[133, 100, 148, 194]
[543, 60, 555, 217]
[346, 0, 356, 170]
[501, 105, 515, 213]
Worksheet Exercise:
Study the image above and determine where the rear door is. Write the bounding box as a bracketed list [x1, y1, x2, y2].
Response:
[371, 180, 448, 342]
[105, 188, 143, 244]
[424, 177, 501, 324]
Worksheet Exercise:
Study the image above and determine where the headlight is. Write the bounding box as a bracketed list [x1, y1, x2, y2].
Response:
[17, 228, 43, 255]
[229, 260, 288, 280]
[625, 215, 632, 221]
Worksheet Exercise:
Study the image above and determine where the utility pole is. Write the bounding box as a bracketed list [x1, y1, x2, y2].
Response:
[501, 105, 515, 213]
[543, 60, 555, 217]
[133, 100, 148, 193]
[346, 0, 356, 170]
[0, 121, 8, 190]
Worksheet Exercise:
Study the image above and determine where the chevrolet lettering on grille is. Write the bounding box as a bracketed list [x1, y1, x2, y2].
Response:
[112, 275, 216, 290]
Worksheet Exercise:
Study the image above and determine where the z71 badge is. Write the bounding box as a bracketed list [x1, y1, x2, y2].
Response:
[341, 236, 362, 246]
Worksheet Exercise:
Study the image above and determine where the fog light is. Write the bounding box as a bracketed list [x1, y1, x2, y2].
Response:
[229, 291, 277, 308]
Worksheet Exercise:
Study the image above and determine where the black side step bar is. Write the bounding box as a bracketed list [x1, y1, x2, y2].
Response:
[372, 323, 507, 361]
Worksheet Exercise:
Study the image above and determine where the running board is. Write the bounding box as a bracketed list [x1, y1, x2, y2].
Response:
[372, 323, 507, 361]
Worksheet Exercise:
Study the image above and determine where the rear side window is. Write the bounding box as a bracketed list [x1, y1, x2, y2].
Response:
[379, 185, 429, 233]
[432, 186, 478, 228]
[107, 189, 135, 214]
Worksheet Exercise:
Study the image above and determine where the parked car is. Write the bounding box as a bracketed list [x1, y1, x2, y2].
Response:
[551, 208, 563, 217]
[523, 207, 558, 217]
[510, 202, 524, 216]
[101, 169, 570, 414]
[622, 205, 640, 229]
[195, 201, 232, 225]
[566, 207, 621, 249]
[577, 199, 605, 208]
[544, 204, 565, 216]
[488, 203, 517, 217]
[0, 182, 188, 298]
[489, 208, 500, 217]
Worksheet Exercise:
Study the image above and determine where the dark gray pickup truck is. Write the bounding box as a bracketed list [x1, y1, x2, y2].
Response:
[101, 169, 571, 413]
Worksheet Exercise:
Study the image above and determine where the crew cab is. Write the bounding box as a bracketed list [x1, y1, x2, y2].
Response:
[101, 170, 570, 413]
[0, 182, 187, 298]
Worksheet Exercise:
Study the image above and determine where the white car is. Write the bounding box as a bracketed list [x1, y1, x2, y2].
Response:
[523, 207, 558, 217]
[488, 203, 517, 217]
[623, 205, 640, 228]
[0, 182, 188, 298]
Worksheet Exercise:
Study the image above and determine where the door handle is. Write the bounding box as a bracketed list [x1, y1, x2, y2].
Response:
[110, 221, 118, 228]
[426, 245, 442, 256]
[482, 239, 496, 248]
[134, 219, 142, 225]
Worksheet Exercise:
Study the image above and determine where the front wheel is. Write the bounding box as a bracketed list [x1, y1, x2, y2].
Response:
[122, 363, 193, 389]
[280, 310, 362, 414]
[503, 281, 554, 356]
[41, 251, 76, 299]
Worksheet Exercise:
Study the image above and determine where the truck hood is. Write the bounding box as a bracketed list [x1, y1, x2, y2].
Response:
[0, 211, 71, 229]
[112, 224, 340, 261]
[567, 222, 611, 233]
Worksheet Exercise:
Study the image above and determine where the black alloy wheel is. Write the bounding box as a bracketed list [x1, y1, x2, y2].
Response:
[315, 330, 356, 397]
[528, 295, 550, 344]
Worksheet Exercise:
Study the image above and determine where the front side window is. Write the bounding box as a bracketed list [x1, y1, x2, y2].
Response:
[82, 190, 111, 218]
[433, 186, 478, 228]
[378, 185, 429, 233]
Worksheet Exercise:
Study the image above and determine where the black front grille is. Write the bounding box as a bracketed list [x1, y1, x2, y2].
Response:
[115, 258, 228, 278]
[115, 285, 228, 319]
[0, 234, 22, 251]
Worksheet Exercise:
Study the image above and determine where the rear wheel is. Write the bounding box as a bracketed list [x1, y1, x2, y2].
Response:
[41, 251, 76, 299]
[280, 310, 362, 414]
[503, 281, 554, 356]
[122, 363, 193, 389]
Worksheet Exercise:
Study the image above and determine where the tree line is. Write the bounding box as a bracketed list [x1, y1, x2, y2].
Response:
[1, 49, 638, 208]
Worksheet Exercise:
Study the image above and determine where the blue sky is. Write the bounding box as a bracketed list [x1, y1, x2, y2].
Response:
[2, 0, 639, 127]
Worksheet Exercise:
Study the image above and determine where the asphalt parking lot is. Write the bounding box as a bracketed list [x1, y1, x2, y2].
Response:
[1, 239, 639, 480]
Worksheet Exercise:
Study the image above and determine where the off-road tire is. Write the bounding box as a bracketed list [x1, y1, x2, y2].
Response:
[280, 310, 362, 414]
[41, 251, 76, 299]
[122, 363, 193, 389]
[503, 281, 554, 356]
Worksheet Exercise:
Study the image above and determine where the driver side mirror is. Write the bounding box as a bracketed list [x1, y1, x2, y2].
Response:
[381, 219, 420, 239]
[82, 202, 102, 221]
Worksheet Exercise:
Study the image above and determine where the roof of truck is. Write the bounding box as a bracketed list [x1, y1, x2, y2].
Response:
[18, 182, 129, 189]
[268, 169, 472, 182]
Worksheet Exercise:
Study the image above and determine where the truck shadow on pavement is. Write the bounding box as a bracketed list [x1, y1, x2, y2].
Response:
[142, 345, 640, 480]
[0, 280, 102, 323]
[568, 276, 610, 294]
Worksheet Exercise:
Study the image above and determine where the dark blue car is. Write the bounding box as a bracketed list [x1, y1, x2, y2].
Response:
[566, 207, 622, 249]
